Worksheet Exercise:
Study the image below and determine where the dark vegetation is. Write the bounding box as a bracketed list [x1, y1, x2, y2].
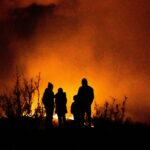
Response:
[0, 71, 149, 129]
[0, 72, 149, 149]
[0, 3, 149, 149]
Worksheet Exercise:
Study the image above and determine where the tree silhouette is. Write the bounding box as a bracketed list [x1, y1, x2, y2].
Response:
[0, 70, 43, 119]
[0, 93, 16, 118]
[22, 78, 36, 116]
[13, 70, 22, 117]
[33, 73, 44, 118]
[93, 96, 128, 125]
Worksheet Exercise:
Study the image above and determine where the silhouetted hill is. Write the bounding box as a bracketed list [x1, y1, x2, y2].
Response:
[0, 117, 149, 150]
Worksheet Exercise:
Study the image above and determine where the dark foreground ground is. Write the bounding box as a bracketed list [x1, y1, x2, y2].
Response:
[0, 118, 149, 150]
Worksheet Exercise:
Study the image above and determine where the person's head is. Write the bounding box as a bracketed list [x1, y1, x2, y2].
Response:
[48, 82, 53, 90]
[58, 88, 63, 93]
[81, 78, 88, 86]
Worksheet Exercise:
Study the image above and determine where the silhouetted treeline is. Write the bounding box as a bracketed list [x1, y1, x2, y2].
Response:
[92, 96, 132, 129]
[0, 71, 43, 119]
[93, 96, 128, 123]
[0, 72, 149, 130]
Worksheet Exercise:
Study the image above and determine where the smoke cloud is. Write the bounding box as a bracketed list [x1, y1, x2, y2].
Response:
[0, 0, 150, 123]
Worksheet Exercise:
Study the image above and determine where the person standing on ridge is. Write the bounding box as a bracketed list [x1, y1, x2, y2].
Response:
[55, 88, 67, 127]
[42, 82, 54, 128]
[77, 78, 94, 127]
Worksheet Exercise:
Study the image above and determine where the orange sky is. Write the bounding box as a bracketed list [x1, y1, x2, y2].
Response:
[0, 0, 150, 123]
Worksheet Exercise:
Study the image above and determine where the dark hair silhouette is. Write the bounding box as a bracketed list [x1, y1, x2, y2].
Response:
[82, 78, 88, 86]
[48, 82, 53, 90]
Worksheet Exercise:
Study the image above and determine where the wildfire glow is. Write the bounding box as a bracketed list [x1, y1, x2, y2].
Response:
[0, 0, 150, 123]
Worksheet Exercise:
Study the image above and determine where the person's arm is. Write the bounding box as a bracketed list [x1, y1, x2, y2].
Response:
[71, 103, 74, 114]
[89, 87, 94, 104]
[77, 87, 81, 98]
[64, 93, 67, 104]
[91, 88, 94, 100]
[42, 90, 46, 105]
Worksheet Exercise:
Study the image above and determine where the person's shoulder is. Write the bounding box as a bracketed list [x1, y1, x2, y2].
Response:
[44, 88, 49, 92]
[63, 92, 66, 96]
[88, 85, 93, 90]
[55, 93, 58, 97]
[51, 91, 54, 96]
[71, 101, 75, 105]
[51, 90, 54, 94]
[45, 88, 48, 91]
[79, 86, 82, 90]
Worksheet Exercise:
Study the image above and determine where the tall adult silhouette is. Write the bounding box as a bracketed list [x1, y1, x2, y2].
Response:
[55, 88, 67, 127]
[77, 78, 94, 127]
[42, 82, 54, 128]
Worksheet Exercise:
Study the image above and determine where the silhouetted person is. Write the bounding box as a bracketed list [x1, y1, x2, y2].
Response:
[42, 82, 54, 128]
[71, 95, 82, 126]
[77, 78, 94, 127]
[55, 88, 67, 127]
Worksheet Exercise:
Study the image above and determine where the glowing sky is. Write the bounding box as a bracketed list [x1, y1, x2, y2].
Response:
[0, 0, 150, 123]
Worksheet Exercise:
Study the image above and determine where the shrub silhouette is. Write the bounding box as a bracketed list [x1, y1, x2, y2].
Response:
[0, 71, 42, 119]
[0, 93, 16, 118]
[0, 70, 144, 130]
[93, 96, 128, 127]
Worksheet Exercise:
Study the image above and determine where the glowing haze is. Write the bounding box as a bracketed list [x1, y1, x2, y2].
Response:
[0, 0, 150, 123]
